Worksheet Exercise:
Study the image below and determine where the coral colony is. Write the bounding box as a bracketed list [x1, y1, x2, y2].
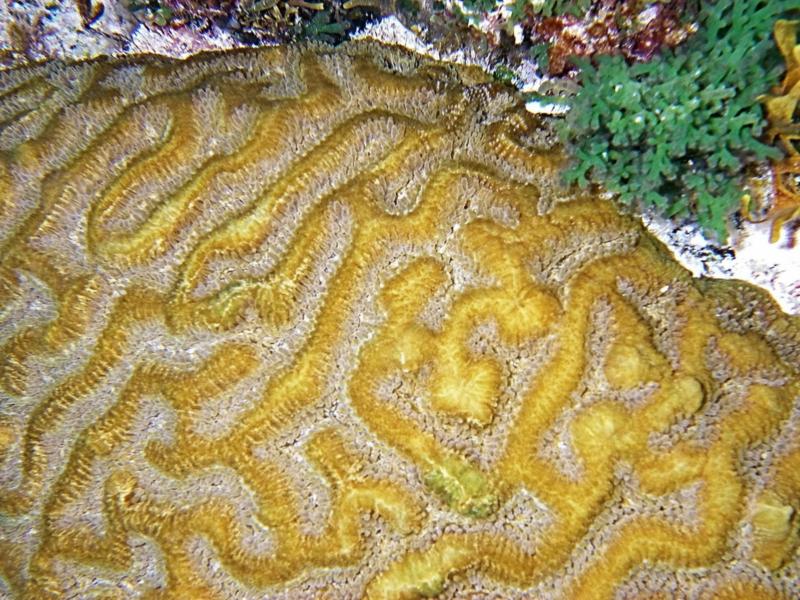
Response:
[0, 40, 798, 598]
[104, 0, 800, 241]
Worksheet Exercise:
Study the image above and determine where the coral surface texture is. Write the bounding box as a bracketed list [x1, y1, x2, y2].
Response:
[0, 42, 799, 599]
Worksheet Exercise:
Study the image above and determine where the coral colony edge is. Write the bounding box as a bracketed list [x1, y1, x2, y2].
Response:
[0, 41, 799, 599]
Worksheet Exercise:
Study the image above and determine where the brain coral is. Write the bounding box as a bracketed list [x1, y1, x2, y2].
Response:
[0, 41, 799, 599]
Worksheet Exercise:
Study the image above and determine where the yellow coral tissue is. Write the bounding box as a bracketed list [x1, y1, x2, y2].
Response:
[0, 42, 799, 599]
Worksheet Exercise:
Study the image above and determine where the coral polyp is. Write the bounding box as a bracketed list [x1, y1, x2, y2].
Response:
[0, 42, 798, 598]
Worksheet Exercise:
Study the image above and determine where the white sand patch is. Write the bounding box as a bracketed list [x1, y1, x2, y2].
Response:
[644, 211, 799, 315]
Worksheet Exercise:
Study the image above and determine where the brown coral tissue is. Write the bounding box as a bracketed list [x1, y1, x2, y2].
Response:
[0, 42, 799, 599]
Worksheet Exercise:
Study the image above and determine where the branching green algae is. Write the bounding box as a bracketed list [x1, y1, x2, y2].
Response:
[0, 41, 799, 599]
[563, 0, 794, 240]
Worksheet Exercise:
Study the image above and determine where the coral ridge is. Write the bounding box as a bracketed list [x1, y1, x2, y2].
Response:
[0, 41, 798, 599]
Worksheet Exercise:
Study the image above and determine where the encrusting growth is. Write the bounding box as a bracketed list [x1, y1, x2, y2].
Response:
[0, 41, 798, 599]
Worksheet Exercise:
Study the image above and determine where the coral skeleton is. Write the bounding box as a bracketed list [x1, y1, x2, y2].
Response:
[0, 41, 798, 598]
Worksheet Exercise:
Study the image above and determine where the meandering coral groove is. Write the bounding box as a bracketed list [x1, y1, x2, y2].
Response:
[0, 42, 799, 599]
